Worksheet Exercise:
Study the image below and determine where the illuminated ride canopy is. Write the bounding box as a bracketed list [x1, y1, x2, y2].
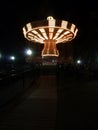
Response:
[23, 16, 78, 57]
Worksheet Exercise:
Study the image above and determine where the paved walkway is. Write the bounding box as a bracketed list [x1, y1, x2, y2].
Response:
[0, 75, 57, 130]
[1, 72, 98, 130]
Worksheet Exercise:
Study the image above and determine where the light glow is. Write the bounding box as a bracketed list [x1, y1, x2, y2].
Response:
[77, 60, 82, 64]
[10, 56, 15, 60]
[25, 49, 33, 56]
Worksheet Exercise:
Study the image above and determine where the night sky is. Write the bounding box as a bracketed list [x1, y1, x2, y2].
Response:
[0, 0, 98, 59]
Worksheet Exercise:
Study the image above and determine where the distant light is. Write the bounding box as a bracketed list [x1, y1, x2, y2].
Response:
[26, 49, 32, 55]
[77, 60, 82, 64]
[10, 56, 15, 60]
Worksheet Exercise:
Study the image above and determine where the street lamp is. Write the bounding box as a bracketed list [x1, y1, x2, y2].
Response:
[77, 59, 82, 64]
[26, 49, 32, 56]
[10, 56, 15, 61]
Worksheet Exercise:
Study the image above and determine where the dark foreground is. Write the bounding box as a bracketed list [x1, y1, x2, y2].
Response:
[0, 65, 98, 130]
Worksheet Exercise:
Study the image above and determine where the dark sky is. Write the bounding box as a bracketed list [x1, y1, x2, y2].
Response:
[0, 0, 98, 58]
